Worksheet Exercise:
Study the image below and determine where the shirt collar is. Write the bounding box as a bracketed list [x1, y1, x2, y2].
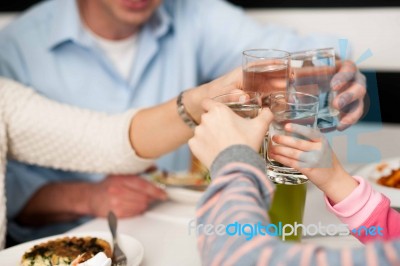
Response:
[147, 4, 172, 38]
[47, 0, 172, 50]
[47, 0, 88, 50]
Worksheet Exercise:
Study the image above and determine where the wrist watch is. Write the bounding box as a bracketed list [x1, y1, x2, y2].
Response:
[177, 91, 198, 129]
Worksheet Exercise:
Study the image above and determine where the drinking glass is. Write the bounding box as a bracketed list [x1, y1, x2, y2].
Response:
[212, 91, 262, 119]
[242, 49, 290, 161]
[266, 91, 319, 185]
[242, 49, 290, 107]
[290, 48, 337, 132]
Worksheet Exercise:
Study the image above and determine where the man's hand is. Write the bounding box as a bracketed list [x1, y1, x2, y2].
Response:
[331, 60, 367, 131]
[17, 174, 167, 226]
[88, 175, 167, 218]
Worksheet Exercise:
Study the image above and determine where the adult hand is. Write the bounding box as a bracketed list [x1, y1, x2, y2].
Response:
[188, 99, 273, 169]
[331, 60, 367, 131]
[88, 174, 167, 218]
[184, 68, 243, 122]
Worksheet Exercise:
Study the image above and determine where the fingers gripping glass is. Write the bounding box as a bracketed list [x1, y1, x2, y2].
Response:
[266, 91, 319, 185]
[212, 91, 262, 119]
[290, 48, 337, 132]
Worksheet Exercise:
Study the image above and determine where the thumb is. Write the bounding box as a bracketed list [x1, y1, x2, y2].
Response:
[255, 108, 274, 125]
[254, 108, 273, 130]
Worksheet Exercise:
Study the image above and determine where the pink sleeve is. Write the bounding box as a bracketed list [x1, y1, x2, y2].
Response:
[325, 176, 400, 243]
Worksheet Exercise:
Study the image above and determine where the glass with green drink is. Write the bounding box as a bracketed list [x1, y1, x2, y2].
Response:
[266, 91, 319, 242]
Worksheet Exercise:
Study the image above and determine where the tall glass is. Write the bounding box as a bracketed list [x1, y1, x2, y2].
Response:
[242, 49, 290, 161]
[212, 91, 262, 118]
[242, 49, 290, 107]
[266, 91, 319, 185]
[266, 91, 318, 242]
[290, 48, 337, 132]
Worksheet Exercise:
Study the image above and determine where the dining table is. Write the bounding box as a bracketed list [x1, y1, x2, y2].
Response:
[2, 121, 399, 265]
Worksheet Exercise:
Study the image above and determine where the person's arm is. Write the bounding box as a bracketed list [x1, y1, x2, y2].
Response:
[1, 78, 152, 174]
[196, 146, 399, 265]
[3, 68, 242, 225]
[2, 67, 242, 164]
[129, 68, 242, 159]
[324, 176, 400, 243]
[0, 77, 166, 225]
[16, 174, 167, 226]
[189, 100, 399, 265]
[270, 124, 400, 242]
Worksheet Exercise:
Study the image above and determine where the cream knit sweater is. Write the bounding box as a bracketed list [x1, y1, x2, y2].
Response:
[0, 78, 154, 248]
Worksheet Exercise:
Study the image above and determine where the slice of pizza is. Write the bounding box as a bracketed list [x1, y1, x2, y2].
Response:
[21, 236, 112, 266]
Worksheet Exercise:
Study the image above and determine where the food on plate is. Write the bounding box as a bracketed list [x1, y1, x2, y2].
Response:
[20, 236, 112, 266]
[377, 169, 400, 188]
[153, 170, 209, 189]
[372, 161, 400, 189]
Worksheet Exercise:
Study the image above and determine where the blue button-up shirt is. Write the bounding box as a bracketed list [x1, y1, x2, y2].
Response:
[0, 0, 336, 241]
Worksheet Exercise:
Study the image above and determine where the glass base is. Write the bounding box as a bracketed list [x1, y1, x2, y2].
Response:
[267, 164, 309, 185]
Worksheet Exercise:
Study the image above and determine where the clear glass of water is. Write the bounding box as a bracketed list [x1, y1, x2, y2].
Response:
[266, 91, 319, 184]
[212, 91, 262, 119]
[242, 49, 290, 107]
[290, 48, 337, 132]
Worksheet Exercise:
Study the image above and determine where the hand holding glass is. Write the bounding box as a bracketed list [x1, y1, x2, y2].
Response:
[212, 91, 262, 119]
[266, 91, 319, 185]
[290, 48, 337, 132]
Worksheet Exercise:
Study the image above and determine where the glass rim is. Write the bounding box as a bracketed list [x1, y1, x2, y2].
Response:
[242, 49, 290, 60]
[269, 91, 319, 107]
[290, 47, 335, 58]
[212, 91, 261, 100]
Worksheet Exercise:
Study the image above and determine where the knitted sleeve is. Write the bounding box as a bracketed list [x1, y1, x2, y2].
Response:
[0, 78, 154, 174]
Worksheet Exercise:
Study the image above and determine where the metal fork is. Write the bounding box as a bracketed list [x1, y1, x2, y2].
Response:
[108, 211, 128, 266]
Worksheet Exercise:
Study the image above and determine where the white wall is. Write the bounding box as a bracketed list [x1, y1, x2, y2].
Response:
[1, 8, 399, 71]
[246, 8, 400, 71]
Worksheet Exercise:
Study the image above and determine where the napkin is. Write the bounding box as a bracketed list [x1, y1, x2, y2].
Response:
[78, 252, 111, 266]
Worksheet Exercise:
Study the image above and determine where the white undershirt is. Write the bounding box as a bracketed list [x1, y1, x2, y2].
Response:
[86, 29, 138, 80]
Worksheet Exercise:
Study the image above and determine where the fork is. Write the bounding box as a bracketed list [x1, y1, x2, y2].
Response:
[108, 211, 128, 266]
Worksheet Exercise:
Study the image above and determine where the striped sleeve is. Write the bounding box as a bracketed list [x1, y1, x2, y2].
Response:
[196, 145, 400, 266]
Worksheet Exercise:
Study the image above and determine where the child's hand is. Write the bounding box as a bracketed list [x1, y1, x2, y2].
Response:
[188, 99, 273, 169]
[269, 123, 357, 203]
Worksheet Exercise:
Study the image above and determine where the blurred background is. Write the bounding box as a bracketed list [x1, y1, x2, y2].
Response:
[0, 0, 399, 123]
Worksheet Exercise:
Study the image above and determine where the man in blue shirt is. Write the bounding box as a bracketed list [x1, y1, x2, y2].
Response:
[0, 0, 366, 242]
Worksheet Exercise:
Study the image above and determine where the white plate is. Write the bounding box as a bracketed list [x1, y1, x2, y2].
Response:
[166, 187, 204, 205]
[0, 231, 144, 266]
[353, 157, 400, 207]
[147, 171, 206, 205]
